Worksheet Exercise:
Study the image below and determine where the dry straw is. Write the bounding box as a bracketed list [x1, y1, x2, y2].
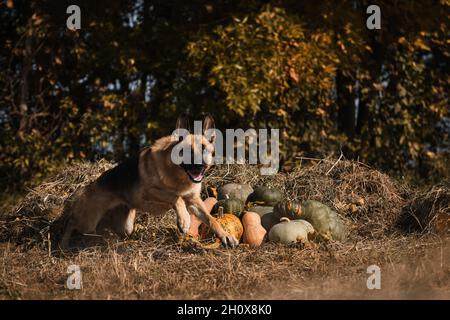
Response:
[0, 158, 448, 250]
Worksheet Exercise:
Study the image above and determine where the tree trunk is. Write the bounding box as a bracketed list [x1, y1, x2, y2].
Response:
[336, 70, 356, 138]
[17, 20, 33, 140]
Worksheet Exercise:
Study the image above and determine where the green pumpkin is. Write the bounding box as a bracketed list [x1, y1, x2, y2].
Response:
[268, 218, 314, 244]
[248, 206, 274, 218]
[245, 206, 277, 231]
[261, 212, 279, 232]
[300, 200, 347, 241]
[218, 183, 254, 203]
[274, 200, 303, 220]
[247, 186, 283, 206]
[213, 197, 244, 217]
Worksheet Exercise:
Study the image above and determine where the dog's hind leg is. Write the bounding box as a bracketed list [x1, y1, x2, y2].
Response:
[98, 206, 136, 237]
[123, 208, 136, 236]
[60, 220, 76, 249]
[60, 189, 124, 248]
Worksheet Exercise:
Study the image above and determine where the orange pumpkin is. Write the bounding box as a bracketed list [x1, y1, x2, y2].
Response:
[199, 207, 243, 242]
[242, 211, 267, 247]
[188, 197, 217, 238]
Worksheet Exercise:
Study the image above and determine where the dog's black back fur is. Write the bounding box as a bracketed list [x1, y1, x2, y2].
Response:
[97, 157, 140, 193]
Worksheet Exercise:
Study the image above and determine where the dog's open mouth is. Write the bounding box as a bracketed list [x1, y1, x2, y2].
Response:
[180, 164, 206, 183]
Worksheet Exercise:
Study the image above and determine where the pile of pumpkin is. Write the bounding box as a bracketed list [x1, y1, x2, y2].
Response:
[188, 183, 347, 248]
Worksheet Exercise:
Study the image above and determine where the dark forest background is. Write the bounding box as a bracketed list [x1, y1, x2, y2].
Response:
[0, 0, 449, 195]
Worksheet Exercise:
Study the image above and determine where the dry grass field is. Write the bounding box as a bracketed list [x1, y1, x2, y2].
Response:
[1, 159, 449, 299]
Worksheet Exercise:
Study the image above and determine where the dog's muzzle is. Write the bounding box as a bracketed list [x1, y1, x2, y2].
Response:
[180, 163, 206, 183]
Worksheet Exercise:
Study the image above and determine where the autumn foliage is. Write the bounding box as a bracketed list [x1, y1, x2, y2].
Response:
[0, 0, 449, 192]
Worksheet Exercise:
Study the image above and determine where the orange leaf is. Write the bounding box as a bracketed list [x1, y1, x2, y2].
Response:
[289, 68, 299, 83]
[414, 38, 431, 51]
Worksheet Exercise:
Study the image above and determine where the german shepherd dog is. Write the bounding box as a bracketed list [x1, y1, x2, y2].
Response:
[61, 114, 239, 248]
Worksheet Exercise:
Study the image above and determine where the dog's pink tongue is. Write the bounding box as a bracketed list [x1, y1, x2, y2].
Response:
[190, 170, 203, 181]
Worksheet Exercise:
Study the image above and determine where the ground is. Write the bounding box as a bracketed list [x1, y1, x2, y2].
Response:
[0, 160, 448, 299]
[0, 223, 448, 299]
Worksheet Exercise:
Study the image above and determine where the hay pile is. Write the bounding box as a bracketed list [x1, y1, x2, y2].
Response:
[0, 158, 448, 249]
[398, 183, 450, 234]
[0, 160, 114, 247]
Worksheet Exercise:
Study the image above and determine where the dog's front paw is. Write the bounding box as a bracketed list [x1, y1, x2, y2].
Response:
[220, 233, 239, 248]
[177, 215, 191, 235]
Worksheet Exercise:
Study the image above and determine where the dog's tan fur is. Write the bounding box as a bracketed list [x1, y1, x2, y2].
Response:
[61, 115, 238, 248]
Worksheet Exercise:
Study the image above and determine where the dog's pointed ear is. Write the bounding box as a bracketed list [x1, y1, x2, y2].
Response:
[203, 113, 216, 143]
[203, 114, 215, 131]
[176, 114, 191, 132]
